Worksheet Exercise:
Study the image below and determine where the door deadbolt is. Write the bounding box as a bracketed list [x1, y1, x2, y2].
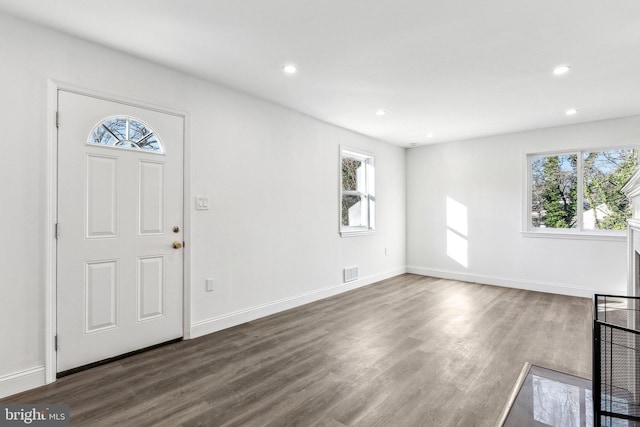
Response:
[173, 226, 180, 233]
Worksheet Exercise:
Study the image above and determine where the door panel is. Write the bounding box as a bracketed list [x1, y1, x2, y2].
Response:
[139, 161, 165, 235]
[137, 256, 165, 321]
[86, 154, 119, 238]
[85, 260, 118, 332]
[57, 90, 184, 372]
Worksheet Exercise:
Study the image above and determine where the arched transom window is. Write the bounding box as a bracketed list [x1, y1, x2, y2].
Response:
[88, 117, 164, 154]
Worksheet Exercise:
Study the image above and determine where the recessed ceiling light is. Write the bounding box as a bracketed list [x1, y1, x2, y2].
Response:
[566, 108, 578, 116]
[376, 109, 386, 116]
[427, 133, 434, 138]
[553, 65, 571, 76]
[282, 64, 297, 74]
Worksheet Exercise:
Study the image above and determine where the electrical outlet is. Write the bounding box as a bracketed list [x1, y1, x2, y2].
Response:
[206, 278, 215, 292]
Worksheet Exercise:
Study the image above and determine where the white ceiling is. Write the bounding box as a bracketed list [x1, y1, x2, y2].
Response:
[1, 0, 639, 147]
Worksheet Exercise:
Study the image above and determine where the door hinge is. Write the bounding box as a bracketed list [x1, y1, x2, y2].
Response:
[55, 223, 59, 239]
[54, 335, 58, 351]
[55, 111, 60, 128]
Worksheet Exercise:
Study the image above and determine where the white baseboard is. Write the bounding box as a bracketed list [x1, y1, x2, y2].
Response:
[190, 267, 407, 338]
[0, 366, 45, 399]
[406, 266, 619, 298]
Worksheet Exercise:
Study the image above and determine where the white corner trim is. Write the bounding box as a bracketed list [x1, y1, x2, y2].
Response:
[190, 266, 407, 338]
[0, 366, 46, 399]
[406, 266, 616, 298]
[622, 167, 640, 198]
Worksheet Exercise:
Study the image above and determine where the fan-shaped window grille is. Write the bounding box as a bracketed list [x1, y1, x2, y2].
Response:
[88, 117, 163, 153]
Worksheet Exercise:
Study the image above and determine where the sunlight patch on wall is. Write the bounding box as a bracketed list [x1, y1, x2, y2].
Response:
[446, 197, 469, 268]
[447, 197, 468, 236]
[447, 230, 468, 268]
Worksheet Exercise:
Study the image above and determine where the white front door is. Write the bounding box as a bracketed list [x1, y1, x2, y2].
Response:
[56, 90, 184, 372]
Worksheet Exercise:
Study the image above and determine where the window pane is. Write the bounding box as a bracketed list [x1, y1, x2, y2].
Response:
[583, 149, 637, 230]
[530, 154, 578, 229]
[104, 118, 127, 140]
[366, 161, 375, 197]
[88, 126, 118, 146]
[139, 134, 161, 152]
[341, 194, 368, 227]
[129, 120, 151, 142]
[342, 157, 362, 191]
[88, 117, 164, 154]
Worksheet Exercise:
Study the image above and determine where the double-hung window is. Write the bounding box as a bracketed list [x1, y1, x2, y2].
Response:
[527, 147, 638, 236]
[340, 148, 375, 236]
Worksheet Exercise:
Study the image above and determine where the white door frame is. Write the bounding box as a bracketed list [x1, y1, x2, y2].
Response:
[45, 80, 192, 384]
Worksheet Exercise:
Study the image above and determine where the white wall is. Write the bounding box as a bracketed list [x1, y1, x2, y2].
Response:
[0, 13, 406, 397]
[407, 115, 640, 297]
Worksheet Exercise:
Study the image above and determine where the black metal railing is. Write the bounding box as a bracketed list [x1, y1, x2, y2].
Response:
[594, 294, 640, 426]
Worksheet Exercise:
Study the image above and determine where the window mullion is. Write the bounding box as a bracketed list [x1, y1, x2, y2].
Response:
[577, 151, 584, 231]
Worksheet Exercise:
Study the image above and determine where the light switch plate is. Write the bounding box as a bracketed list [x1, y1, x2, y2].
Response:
[196, 196, 209, 210]
[206, 278, 215, 292]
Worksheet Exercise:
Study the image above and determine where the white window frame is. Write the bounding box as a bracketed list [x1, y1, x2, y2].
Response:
[523, 145, 638, 240]
[340, 147, 375, 237]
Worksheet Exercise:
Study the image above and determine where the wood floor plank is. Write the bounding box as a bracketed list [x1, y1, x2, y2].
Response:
[1, 274, 592, 426]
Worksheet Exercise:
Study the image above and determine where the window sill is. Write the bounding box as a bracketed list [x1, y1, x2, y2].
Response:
[340, 230, 376, 238]
[521, 230, 626, 241]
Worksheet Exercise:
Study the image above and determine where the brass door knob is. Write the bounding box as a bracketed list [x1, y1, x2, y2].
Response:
[172, 241, 183, 249]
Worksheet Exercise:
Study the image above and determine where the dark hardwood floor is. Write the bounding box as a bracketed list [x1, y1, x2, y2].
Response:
[2, 274, 592, 426]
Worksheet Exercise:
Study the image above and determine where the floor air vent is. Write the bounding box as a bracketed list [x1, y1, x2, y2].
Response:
[343, 266, 359, 283]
